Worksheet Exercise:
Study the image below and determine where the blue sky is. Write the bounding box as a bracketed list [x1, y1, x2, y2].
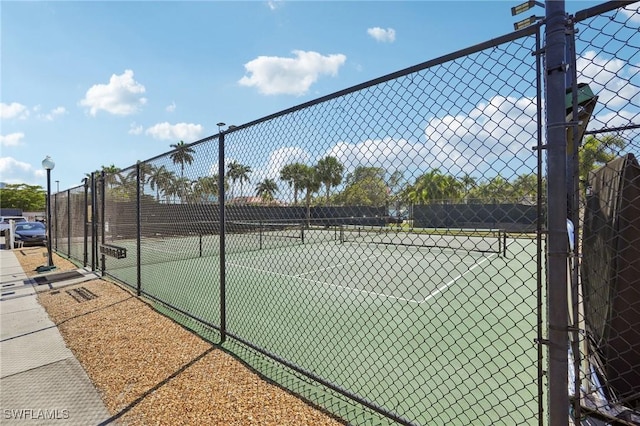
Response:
[0, 0, 618, 192]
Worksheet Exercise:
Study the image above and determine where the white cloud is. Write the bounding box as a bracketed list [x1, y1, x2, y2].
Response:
[423, 95, 538, 174]
[317, 95, 538, 180]
[261, 146, 310, 181]
[325, 137, 418, 174]
[620, 5, 640, 23]
[238, 50, 347, 96]
[145, 122, 203, 141]
[367, 27, 396, 43]
[0, 157, 45, 185]
[0, 102, 29, 120]
[576, 51, 639, 108]
[38, 106, 67, 121]
[128, 122, 143, 135]
[80, 69, 147, 116]
[0, 132, 25, 147]
[267, 0, 283, 11]
[591, 109, 640, 131]
[166, 101, 176, 112]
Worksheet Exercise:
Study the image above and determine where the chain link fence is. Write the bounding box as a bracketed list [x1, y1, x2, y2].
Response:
[49, 2, 639, 424]
[568, 3, 640, 423]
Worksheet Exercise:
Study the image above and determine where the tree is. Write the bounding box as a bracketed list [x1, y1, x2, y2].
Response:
[579, 135, 627, 186]
[169, 141, 195, 201]
[408, 169, 462, 204]
[0, 184, 46, 211]
[299, 165, 321, 226]
[255, 178, 279, 203]
[316, 156, 344, 205]
[227, 161, 252, 200]
[279, 162, 307, 204]
[512, 173, 537, 204]
[137, 161, 154, 192]
[192, 175, 226, 203]
[468, 175, 510, 203]
[148, 165, 174, 202]
[386, 170, 407, 212]
[101, 164, 122, 189]
[169, 141, 195, 178]
[460, 173, 477, 203]
[336, 166, 387, 206]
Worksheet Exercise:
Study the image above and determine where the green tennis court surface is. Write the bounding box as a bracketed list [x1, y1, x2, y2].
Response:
[106, 231, 539, 425]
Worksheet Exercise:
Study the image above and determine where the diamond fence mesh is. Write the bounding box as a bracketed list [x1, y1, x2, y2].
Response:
[49, 2, 639, 424]
[568, 3, 640, 423]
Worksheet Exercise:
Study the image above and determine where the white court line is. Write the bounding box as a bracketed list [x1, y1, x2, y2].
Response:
[228, 260, 421, 304]
[295, 253, 383, 277]
[228, 253, 498, 305]
[418, 253, 496, 304]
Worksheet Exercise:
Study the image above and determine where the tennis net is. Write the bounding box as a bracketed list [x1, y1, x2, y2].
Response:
[340, 225, 506, 256]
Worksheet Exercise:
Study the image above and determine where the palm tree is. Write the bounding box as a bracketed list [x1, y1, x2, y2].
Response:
[227, 161, 252, 201]
[148, 165, 174, 202]
[316, 156, 344, 205]
[460, 173, 476, 203]
[169, 141, 195, 178]
[169, 141, 195, 201]
[409, 169, 462, 204]
[512, 173, 537, 204]
[280, 162, 307, 204]
[101, 165, 122, 189]
[137, 161, 154, 193]
[255, 178, 278, 203]
[299, 165, 321, 227]
[192, 175, 226, 203]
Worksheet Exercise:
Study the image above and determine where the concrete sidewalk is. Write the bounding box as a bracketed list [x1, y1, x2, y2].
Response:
[0, 249, 112, 425]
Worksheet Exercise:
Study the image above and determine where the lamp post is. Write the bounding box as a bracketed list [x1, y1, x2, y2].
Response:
[42, 156, 55, 268]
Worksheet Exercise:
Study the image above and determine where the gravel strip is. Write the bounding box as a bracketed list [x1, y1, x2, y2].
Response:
[17, 248, 344, 425]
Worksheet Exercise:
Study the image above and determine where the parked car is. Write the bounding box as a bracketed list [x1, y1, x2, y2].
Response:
[13, 221, 47, 246]
[0, 216, 27, 236]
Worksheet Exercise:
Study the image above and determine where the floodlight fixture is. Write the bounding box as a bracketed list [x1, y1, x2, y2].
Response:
[511, 0, 544, 16]
[513, 15, 542, 31]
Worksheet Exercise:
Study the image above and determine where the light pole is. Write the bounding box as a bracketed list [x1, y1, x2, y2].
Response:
[55, 180, 60, 193]
[42, 156, 55, 269]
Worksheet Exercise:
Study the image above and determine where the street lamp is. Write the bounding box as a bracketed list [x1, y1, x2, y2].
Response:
[42, 155, 55, 269]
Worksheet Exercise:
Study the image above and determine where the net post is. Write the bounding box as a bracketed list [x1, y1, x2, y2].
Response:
[301, 224, 305, 244]
[502, 230, 507, 258]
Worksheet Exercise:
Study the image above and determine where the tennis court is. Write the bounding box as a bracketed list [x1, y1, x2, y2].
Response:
[105, 226, 539, 424]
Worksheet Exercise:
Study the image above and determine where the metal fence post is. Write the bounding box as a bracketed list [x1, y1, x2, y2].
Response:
[67, 189, 71, 257]
[91, 173, 96, 271]
[136, 162, 142, 297]
[545, 1, 569, 424]
[218, 130, 226, 344]
[54, 192, 58, 251]
[83, 178, 89, 267]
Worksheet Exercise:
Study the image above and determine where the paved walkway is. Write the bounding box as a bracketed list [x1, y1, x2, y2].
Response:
[0, 248, 112, 425]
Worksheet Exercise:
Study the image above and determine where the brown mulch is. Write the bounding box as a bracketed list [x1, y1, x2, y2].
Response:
[14, 247, 344, 425]
[14, 246, 79, 276]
